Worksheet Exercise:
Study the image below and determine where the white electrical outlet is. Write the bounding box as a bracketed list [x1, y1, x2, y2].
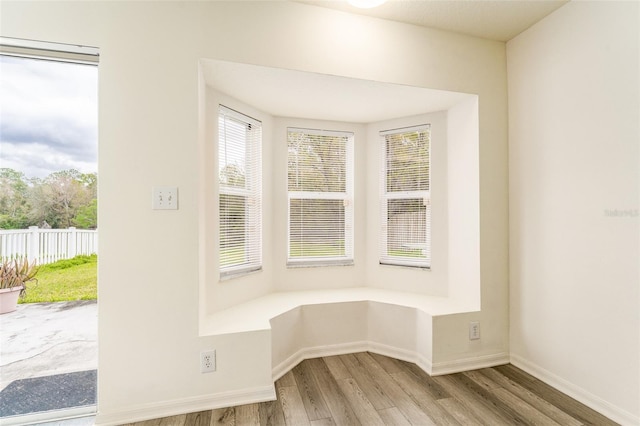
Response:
[201, 350, 216, 373]
[469, 321, 480, 340]
[152, 186, 178, 210]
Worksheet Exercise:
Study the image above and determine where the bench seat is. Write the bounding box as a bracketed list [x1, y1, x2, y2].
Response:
[200, 287, 480, 379]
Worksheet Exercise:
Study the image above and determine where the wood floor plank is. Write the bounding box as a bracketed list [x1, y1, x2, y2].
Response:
[235, 404, 260, 426]
[462, 369, 502, 391]
[322, 355, 351, 380]
[306, 357, 361, 425]
[210, 407, 235, 426]
[490, 387, 562, 426]
[433, 374, 530, 425]
[355, 352, 437, 426]
[278, 386, 311, 425]
[131, 414, 188, 426]
[377, 407, 412, 426]
[292, 360, 332, 421]
[336, 377, 386, 426]
[437, 397, 486, 426]
[184, 411, 212, 426]
[398, 359, 451, 399]
[478, 368, 583, 426]
[368, 352, 405, 374]
[338, 353, 394, 410]
[277, 370, 297, 388]
[390, 371, 461, 426]
[259, 399, 286, 426]
[309, 418, 336, 426]
[495, 365, 619, 426]
[136, 354, 619, 426]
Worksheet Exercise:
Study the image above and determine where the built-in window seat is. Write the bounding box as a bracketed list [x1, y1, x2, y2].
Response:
[200, 287, 480, 380]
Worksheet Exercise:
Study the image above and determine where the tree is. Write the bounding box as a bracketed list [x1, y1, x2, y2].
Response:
[287, 132, 346, 192]
[73, 198, 97, 229]
[0, 168, 31, 229]
[0, 168, 98, 230]
[27, 169, 97, 229]
[385, 131, 430, 192]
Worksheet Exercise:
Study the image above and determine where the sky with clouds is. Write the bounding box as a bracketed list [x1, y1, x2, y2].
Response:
[0, 55, 98, 180]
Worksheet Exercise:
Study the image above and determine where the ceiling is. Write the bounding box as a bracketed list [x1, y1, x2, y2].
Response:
[295, 0, 569, 42]
[202, 1, 570, 122]
[202, 59, 475, 123]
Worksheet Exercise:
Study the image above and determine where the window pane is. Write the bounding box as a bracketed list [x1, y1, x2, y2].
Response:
[220, 194, 246, 266]
[288, 131, 346, 193]
[218, 106, 262, 277]
[287, 128, 353, 265]
[386, 130, 429, 192]
[219, 116, 247, 189]
[289, 198, 346, 258]
[386, 198, 427, 260]
[380, 125, 431, 268]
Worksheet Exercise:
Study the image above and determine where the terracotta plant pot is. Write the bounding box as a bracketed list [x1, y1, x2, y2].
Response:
[0, 286, 23, 314]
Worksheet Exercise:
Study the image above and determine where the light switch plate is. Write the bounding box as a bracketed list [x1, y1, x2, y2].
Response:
[152, 186, 178, 210]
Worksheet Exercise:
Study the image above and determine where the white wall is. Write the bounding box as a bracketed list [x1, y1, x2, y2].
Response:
[0, 1, 508, 423]
[507, 2, 639, 424]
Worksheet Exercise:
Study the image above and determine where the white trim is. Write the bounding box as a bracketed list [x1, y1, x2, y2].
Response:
[430, 352, 510, 376]
[367, 341, 421, 365]
[0, 37, 99, 64]
[286, 128, 355, 265]
[271, 339, 509, 382]
[219, 105, 261, 128]
[272, 341, 370, 381]
[379, 123, 430, 136]
[271, 341, 424, 382]
[288, 127, 354, 138]
[94, 386, 275, 426]
[0, 405, 96, 426]
[510, 354, 639, 426]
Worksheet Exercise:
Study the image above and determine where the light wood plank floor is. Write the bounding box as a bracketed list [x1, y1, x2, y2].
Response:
[124, 352, 618, 426]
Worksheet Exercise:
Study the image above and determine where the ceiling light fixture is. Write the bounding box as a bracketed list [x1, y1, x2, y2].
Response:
[347, 0, 387, 9]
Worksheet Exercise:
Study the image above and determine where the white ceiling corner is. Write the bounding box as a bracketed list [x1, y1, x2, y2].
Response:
[294, 0, 569, 42]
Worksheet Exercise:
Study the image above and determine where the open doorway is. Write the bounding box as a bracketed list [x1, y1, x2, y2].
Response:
[0, 38, 98, 424]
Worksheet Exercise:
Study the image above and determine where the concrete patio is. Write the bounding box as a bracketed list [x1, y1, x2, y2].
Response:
[0, 301, 97, 422]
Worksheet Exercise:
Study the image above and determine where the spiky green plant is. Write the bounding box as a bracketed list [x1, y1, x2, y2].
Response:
[0, 258, 39, 297]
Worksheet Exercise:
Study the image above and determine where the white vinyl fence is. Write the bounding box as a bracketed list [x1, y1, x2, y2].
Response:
[0, 226, 98, 265]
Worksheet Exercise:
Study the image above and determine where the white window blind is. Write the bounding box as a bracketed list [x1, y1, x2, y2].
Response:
[287, 128, 354, 266]
[380, 124, 431, 268]
[218, 105, 262, 279]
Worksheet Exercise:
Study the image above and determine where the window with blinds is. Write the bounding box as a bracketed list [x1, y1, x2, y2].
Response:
[380, 125, 431, 268]
[218, 105, 262, 279]
[287, 128, 354, 266]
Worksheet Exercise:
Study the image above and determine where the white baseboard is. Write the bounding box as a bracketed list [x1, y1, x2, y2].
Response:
[367, 341, 421, 365]
[272, 340, 508, 381]
[94, 385, 275, 426]
[430, 352, 510, 376]
[271, 340, 432, 382]
[510, 354, 639, 426]
[272, 341, 370, 381]
[0, 405, 96, 426]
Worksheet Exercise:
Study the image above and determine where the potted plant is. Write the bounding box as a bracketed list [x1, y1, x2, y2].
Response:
[0, 258, 39, 314]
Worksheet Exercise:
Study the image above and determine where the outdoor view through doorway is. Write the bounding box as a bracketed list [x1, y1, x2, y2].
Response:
[0, 49, 98, 424]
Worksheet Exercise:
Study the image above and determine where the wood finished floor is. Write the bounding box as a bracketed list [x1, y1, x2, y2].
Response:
[125, 352, 618, 426]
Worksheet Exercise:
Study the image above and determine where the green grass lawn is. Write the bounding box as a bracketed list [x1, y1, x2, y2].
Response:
[19, 254, 97, 303]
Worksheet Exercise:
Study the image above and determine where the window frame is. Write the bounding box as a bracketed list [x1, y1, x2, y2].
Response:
[286, 127, 354, 267]
[218, 105, 262, 280]
[379, 124, 431, 269]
